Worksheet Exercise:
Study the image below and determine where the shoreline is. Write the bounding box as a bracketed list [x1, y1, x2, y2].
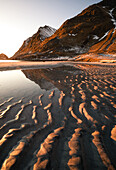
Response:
[0, 61, 116, 71]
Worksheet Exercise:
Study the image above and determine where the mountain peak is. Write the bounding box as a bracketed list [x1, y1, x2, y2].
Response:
[38, 25, 56, 40]
[12, 25, 56, 58]
[98, 0, 116, 8]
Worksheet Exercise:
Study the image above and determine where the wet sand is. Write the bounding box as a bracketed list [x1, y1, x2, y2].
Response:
[0, 63, 116, 170]
[0, 61, 68, 71]
[0, 60, 116, 71]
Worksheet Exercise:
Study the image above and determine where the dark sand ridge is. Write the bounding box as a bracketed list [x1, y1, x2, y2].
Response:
[0, 64, 116, 169]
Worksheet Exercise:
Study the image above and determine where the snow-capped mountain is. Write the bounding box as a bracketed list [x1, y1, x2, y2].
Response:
[39, 26, 56, 41]
[11, 0, 116, 60]
[12, 25, 56, 58]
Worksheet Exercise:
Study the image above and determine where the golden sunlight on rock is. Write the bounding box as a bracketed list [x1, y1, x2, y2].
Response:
[111, 125, 116, 141]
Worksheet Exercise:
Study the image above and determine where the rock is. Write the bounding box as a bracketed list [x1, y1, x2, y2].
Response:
[0, 53, 8, 60]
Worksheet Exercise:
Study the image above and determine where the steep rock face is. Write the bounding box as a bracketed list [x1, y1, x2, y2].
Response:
[12, 0, 116, 60]
[89, 29, 116, 53]
[89, 5, 116, 53]
[13, 25, 56, 59]
[0, 53, 8, 60]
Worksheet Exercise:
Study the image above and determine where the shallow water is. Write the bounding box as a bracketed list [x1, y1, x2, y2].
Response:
[0, 60, 20, 62]
[0, 64, 116, 169]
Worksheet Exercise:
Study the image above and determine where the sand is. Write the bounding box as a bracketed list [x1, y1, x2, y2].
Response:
[0, 62, 116, 169]
[0, 60, 116, 71]
[0, 61, 68, 71]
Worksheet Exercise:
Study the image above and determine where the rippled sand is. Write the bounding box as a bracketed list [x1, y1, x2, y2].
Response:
[0, 63, 116, 170]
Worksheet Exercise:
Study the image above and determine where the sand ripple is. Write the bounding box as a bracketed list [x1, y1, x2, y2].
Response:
[0, 65, 116, 169]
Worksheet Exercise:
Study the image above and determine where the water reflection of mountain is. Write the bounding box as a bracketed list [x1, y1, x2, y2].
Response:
[22, 69, 55, 91]
[22, 65, 82, 94]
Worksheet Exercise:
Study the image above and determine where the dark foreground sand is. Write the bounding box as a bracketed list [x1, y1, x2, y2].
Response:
[0, 62, 116, 170]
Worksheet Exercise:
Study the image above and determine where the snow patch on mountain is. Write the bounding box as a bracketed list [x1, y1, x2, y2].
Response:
[49, 51, 53, 53]
[98, 7, 116, 43]
[99, 7, 116, 42]
[107, 8, 116, 30]
[69, 33, 77, 36]
[99, 31, 109, 41]
[109, 8, 116, 29]
[65, 46, 87, 54]
[24, 26, 56, 47]
[39, 25, 56, 40]
[25, 37, 31, 46]
[93, 35, 99, 40]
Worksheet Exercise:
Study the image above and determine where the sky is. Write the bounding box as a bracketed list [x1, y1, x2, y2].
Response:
[0, 0, 101, 57]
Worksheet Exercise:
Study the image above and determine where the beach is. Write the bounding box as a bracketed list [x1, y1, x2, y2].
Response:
[0, 60, 116, 71]
[0, 61, 116, 169]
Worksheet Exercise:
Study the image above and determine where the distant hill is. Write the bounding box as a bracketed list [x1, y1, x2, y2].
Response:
[11, 0, 116, 61]
[0, 53, 8, 60]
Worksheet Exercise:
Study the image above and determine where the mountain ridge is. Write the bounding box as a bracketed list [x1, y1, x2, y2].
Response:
[13, 25, 56, 58]
[11, 0, 116, 61]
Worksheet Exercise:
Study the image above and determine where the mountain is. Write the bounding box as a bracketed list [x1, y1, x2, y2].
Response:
[11, 0, 116, 61]
[0, 53, 8, 60]
[89, 0, 116, 54]
[12, 25, 56, 60]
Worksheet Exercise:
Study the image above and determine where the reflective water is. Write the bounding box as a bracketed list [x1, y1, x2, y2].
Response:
[0, 60, 20, 62]
[0, 70, 45, 101]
